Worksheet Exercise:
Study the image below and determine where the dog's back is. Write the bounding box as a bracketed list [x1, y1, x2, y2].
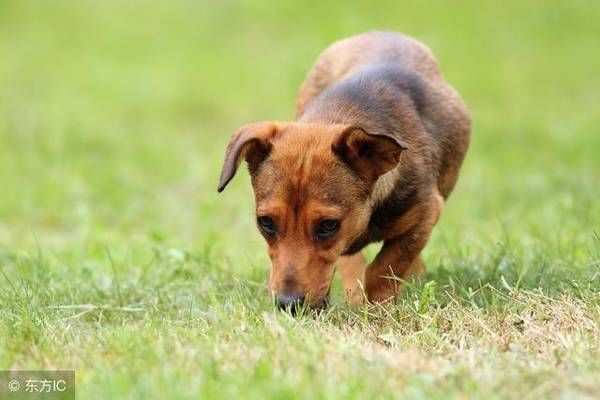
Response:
[296, 31, 442, 114]
[296, 31, 470, 199]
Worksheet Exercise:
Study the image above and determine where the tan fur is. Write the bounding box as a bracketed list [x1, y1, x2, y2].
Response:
[338, 253, 366, 305]
[218, 31, 471, 307]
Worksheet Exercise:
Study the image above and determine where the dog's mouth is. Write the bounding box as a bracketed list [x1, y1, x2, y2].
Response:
[307, 286, 332, 314]
[310, 297, 329, 312]
[278, 296, 329, 316]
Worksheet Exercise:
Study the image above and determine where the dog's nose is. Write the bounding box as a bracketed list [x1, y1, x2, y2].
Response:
[277, 293, 306, 314]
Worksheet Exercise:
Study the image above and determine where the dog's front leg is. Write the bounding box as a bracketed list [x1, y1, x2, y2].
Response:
[365, 191, 443, 303]
[364, 234, 429, 302]
[338, 253, 366, 305]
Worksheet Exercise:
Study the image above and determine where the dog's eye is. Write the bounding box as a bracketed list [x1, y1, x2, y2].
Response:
[316, 219, 340, 240]
[257, 216, 277, 235]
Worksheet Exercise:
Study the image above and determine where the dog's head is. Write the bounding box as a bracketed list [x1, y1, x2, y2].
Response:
[218, 122, 407, 310]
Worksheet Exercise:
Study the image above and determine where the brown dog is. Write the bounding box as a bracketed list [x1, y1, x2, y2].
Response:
[218, 31, 470, 311]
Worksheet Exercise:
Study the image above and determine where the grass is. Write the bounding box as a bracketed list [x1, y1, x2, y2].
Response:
[0, 0, 599, 398]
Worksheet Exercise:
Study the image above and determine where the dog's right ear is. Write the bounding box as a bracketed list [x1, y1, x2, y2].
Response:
[217, 122, 281, 192]
[332, 125, 408, 183]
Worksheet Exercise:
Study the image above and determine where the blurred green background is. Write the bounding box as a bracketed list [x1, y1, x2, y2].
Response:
[0, 1, 599, 398]
[1, 0, 598, 253]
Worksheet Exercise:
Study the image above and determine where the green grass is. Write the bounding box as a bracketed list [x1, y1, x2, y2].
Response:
[1, 1, 599, 399]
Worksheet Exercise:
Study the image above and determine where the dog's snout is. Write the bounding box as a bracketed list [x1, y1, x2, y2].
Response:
[277, 293, 305, 314]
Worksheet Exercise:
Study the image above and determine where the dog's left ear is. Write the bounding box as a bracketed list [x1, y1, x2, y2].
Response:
[217, 122, 281, 192]
[332, 125, 408, 181]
